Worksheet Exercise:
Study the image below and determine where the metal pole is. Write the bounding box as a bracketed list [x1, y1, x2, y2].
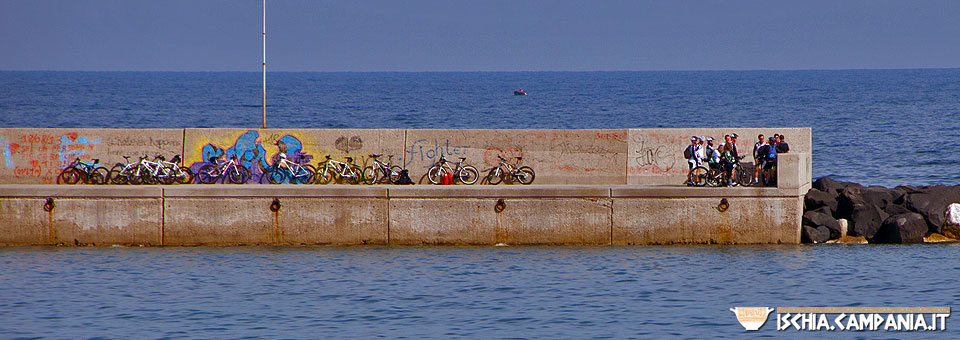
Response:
[261, 0, 266, 129]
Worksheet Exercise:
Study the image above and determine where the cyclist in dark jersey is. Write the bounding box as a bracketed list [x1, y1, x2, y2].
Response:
[752, 134, 765, 184]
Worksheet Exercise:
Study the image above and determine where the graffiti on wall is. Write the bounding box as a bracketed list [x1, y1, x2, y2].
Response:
[631, 136, 681, 175]
[404, 138, 471, 169]
[189, 130, 316, 182]
[0, 133, 104, 184]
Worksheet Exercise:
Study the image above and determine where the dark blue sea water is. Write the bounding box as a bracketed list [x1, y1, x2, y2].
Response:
[2, 70, 959, 187]
[1, 245, 958, 339]
[3, 70, 960, 339]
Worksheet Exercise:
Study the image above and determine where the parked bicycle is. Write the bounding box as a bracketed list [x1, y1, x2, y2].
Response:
[156, 155, 194, 185]
[108, 156, 138, 185]
[197, 155, 250, 184]
[262, 153, 316, 184]
[126, 154, 174, 185]
[362, 154, 404, 185]
[57, 158, 108, 184]
[486, 155, 535, 185]
[315, 155, 363, 184]
[427, 155, 479, 185]
[690, 156, 753, 187]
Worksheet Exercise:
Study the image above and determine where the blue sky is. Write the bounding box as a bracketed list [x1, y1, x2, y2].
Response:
[2, 0, 960, 71]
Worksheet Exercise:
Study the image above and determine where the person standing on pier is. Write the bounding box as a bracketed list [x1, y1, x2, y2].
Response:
[752, 134, 766, 185]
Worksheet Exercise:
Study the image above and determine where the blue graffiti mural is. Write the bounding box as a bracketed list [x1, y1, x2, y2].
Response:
[190, 130, 313, 183]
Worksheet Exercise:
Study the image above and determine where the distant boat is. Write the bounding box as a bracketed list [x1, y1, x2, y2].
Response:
[514, 89, 527, 96]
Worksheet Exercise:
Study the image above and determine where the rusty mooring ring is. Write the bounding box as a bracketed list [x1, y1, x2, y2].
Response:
[43, 198, 55, 212]
[494, 199, 506, 213]
[717, 198, 729, 212]
[269, 198, 281, 212]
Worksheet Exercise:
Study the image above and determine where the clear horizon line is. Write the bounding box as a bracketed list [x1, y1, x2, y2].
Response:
[2, 66, 960, 73]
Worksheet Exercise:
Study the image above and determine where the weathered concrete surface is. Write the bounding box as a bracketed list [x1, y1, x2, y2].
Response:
[182, 128, 405, 174]
[50, 198, 162, 246]
[627, 128, 812, 185]
[0, 128, 183, 184]
[163, 184, 387, 198]
[777, 153, 813, 191]
[402, 129, 628, 185]
[163, 198, 276, 246]
[0, 198, 48, 245]
[613, 197, 803, 245]
[0, 184, 806, 246]
[496, 198, 612, 245]
[389, 199, 498, 245]
[387, 185, 611, 198]
[279, 198, 388, 245]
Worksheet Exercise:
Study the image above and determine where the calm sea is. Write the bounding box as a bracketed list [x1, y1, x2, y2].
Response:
[2, 70, 960, 339]
[1, 245, 958, 339]
[2, 70, 959, 187]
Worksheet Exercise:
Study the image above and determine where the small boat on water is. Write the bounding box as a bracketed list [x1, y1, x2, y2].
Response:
[514, 89, 527, 96]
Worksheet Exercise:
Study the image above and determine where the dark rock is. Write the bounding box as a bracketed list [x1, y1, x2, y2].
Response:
[804, 189, 838, 214]
[847, 203, 889, 239]
[870, 213, 928, 243]
[861, 186, 895, 209]
[802, 210, 842, 240]
[811, 206, 833, 217]
[801, 224, 830, 244]
[903, 189, 960, 234]
[812, 177, 861, 195]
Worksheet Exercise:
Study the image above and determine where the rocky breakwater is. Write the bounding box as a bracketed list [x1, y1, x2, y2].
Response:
[802, 177, 960, 244]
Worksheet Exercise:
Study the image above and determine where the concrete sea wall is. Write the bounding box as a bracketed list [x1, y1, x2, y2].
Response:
[0, 184, 806, 246]
[0, 127, 811, 185]
[0, 128, 811, 246]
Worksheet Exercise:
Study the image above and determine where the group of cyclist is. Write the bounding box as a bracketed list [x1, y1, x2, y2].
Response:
[684, 132, 790, 186]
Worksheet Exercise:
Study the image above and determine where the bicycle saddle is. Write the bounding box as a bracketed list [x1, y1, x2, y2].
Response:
[459, 157, 467, 161]
[369, 154, 382, 158]
[345, 157, 353, 162]
[516, 157, 522, 161]
[325, 155, 332, 159]
[93, 159, 100, 164]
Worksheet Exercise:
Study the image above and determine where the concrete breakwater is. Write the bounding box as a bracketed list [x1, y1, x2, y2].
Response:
[0, 127, 812, 246]
[802, 177, 960, 244]
[0, 184, 807, 246]
[0, 127, 811, 185]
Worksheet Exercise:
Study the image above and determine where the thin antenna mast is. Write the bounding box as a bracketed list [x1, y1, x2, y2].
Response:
[261, 0, 267, 128]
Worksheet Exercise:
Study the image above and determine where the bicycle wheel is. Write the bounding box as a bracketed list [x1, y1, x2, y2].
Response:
[197, 164, 218, 184]
[345, 166, 362, 184]
[688, 167, 708, 187]
[228, 165, 248, 184]
[297, 164, 316, 184]
[140, 167, 159, 185]
[516, 166, 535, 185]
[458, 166, 479, 185]
[158, 167, 176, 185]
[109, 164, 128, 185]
[57, 167, 81, 185]
[362, 166, 378, 185]
[487, 167, 503, 185]
[265, 167, 285, 184]
[176, 167, 195, 184]
[427, 165, 444, 185]
[316, 164, 334, 184]
[736, 164, 752, 187]
[388, 165, 403, 184]
[90, 167, 109, 185]
[127, 168, 143, 185]
[705, 168, 721, 187]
